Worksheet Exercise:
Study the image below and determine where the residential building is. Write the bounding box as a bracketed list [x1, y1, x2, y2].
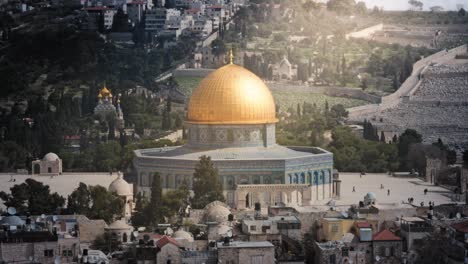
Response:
[318, 217, 378, 242]
[372, 229, 403, 264]
[192, 19, 212, 37]
[145, 8, 180, 40]
[205, 5, 225, 22]
[156, 236, 183, 264]
[83, 6, 116, 30]
[242, 215, 301, 242]
[400, 217, 432, 250]
[127, 1, 147, 24]
[217, 240, 275, 264]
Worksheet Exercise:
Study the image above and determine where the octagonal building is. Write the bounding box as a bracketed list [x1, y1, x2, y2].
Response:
[134, 61, 337, 208]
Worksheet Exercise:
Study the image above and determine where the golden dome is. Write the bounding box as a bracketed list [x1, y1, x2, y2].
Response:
[187, 64, 278, 125]
[99, 86, 112, 98]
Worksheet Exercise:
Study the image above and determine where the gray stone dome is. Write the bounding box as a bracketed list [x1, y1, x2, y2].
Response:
[105, 219, 132, 230]
[173, 230, 194, 242]
[204, 201, 231, 223]
[0, 215, 25, 226]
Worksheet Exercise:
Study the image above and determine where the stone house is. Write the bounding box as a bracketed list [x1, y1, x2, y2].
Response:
[372, 229, 403, 264]
[217, 240, 275, 264]
[31, 152, 62, 175]
[156, 236, 183, 264]
[241, 215, 302, 242]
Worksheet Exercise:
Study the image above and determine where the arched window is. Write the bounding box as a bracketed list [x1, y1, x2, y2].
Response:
[300, 173, 305, 184]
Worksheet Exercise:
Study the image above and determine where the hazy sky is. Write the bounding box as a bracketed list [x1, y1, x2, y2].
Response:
[361, 0, 467, 11]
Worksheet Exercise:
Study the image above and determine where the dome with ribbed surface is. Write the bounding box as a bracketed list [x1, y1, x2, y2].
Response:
[187, 64, 278, 125]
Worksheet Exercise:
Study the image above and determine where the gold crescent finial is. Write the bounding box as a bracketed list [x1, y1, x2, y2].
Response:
[229, 49, 234, 64]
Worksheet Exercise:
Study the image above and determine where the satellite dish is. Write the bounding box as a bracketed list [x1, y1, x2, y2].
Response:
[52, 215, 58, 222]
[7, 207, 16, 215]
[227, 230, 233, 238]
[54, 255, 60, 264]
[456, 213, 461, 219]
[133, 231, 139, 238]
[375, 256, 380, 261]
[41, 214, 46, 219]
[137, 227, 146, 232]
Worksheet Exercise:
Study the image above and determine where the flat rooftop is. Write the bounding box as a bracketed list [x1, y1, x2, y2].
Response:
[297, 173, 459, 212]
[136, 145, 331, 161]
[217, 241, 274, 248]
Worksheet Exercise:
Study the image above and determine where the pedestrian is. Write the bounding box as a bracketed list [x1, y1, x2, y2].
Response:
[380, 184, 384, 189]
[353, 186, 356, 192]
[420, 202, 424, 207]
[387, 189, 390, 196]
[424, 189, 428, 195]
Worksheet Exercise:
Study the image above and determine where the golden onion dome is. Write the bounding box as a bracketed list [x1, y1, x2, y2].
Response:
[187, 64, 278, 125]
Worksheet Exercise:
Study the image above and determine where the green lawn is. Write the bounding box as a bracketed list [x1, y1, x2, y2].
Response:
[175, 76, 369, 110]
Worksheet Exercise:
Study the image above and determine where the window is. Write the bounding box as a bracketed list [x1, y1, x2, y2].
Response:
[331, 224, 339, 233]
[342, 247, 349, 257]
[262, 225, 270, 233]
[329, 254, 336, 264]
[44, 249, 54, 257]
[250, 225, 256, 231]
[62, 250, 73, 257]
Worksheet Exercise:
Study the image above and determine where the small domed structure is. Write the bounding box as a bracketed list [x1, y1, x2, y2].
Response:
[109, 174, 132, 196]
[43, 153, 59, 161]
[32, 153, 62, 175]
[204, 201, 231, 223]
[364, 192, 377, 206]
[0, 215, 25, 227]
[108, 173, 134, 220]
[172, 229, 194, 242]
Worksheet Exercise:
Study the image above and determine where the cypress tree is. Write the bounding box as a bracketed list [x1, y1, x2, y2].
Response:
[146, 172, 164, 227]
[192, 156, 225, 209]
[380, 131, 386, 143]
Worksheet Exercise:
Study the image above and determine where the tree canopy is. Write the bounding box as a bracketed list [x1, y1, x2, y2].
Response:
[67, 183, 123, 223]
[0, 179, 65, 215]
